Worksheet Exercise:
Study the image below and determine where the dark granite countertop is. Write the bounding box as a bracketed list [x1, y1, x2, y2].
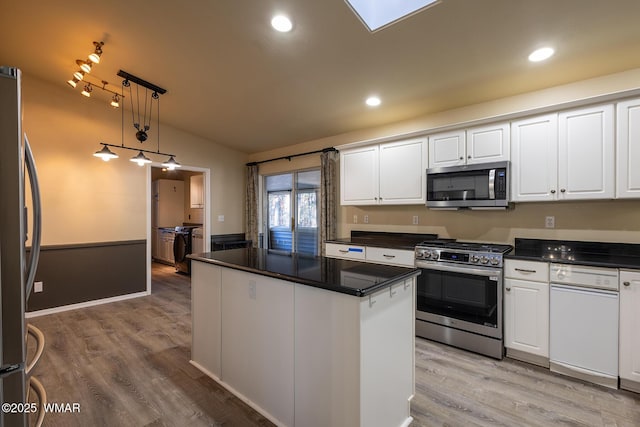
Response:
[326, 231, 439, 250]
[189, 248, 420, 297]
[506, 238, 640, 269]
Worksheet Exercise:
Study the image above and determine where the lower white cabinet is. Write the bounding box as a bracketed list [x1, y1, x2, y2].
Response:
[620, 270, 640, 393]
[504, 260, 549, 366]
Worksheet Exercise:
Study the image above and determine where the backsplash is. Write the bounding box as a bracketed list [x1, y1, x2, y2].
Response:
[338, 199, 640, 245]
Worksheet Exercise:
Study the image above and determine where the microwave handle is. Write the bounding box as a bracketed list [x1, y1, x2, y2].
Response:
[488, 169, 496, 200]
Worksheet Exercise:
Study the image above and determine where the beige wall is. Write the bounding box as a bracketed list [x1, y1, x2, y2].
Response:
[23, 74, 247, 245]
[249, 67, 640, 245]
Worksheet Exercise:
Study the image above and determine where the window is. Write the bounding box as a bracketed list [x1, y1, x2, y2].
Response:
[264, 170, 320, 255]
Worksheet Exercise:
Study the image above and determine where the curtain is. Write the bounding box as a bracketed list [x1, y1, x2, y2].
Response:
[245, 164, 259, 248]
[320, 150, 339, 255]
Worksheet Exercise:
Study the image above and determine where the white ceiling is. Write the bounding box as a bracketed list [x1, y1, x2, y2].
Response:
[2, 0, 640, 154]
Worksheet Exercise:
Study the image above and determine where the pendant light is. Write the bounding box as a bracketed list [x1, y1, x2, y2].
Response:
[93, 145, 119, 161]
[162, 156, 181, 170]
[130, 151, 152, 166]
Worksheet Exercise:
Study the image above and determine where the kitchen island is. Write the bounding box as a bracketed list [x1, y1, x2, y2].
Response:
[189, 248, 419, 427]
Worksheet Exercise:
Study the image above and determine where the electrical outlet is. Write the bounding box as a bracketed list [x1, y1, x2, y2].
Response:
[412, 215, 419, 225]
[545, 216, 555, 228]
[364, 215, 369, 224]
[34, 281, 43, 293]
[353, 215, 358, 224]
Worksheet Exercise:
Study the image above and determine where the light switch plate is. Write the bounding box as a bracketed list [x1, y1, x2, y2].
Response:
[218, 215, 225, 222]
[34, 281, 43, 293]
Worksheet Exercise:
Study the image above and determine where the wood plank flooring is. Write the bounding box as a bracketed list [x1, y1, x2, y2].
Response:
[26, 262, 640, 426]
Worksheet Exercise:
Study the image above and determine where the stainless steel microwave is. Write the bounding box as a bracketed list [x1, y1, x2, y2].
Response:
[426, 161, 510, 209]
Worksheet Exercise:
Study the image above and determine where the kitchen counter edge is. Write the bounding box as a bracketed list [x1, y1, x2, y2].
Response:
[189, 252, 420, 297]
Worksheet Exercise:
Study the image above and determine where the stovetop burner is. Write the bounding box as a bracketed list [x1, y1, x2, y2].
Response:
[415, 239, 513, 267]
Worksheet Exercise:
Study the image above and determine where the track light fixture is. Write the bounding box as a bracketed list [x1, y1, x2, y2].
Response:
[81, 83, 92, 97]
[88, 41, 104, 64]
[73, 70, 84, 81]
[77, 59, 92, 73]
[67, 77, 79, 88]
[110, 94, 120, 108]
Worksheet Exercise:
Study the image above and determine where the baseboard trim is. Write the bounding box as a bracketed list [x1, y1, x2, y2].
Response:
[506, 348, 550, 368]
[26, 291, 149, 318]
[620, 378, 640, 394]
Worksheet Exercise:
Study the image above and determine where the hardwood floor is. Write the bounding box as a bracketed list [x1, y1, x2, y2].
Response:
[27, 263, 640, 426]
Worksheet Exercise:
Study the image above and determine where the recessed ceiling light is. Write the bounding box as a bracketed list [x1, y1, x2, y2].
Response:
[528, 47, 555, 62]
[271, 15, 293, 32]
[365, 96, 381, 107]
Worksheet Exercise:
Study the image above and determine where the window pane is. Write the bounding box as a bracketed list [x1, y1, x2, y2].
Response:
[296, 170, 320, 190]
[297, 192, 317, 228]
[268, 192, 290, 228]
[266, 173, 293, 192]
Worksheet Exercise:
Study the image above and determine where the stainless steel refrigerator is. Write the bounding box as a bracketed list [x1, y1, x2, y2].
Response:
[0, 67, 45, 426]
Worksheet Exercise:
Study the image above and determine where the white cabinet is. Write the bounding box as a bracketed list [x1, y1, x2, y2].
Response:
[190, 174, 204, 208]
[511, 105, 614, 202]
[340, 145, 379, 205]
[340, 138, 426, 205]
[427, 130, 465, 168]
[504, 260, 549, 366]
[154, 229, 175, 264]
[620, 270, 640, 393]
[616, 98, 640, 198]
[325, 243, 366, 261]
[511, 114, 559, 202]
[558, 104, 614, 200]
[325, 243, 414, 267]
[427, 123, 509, 168]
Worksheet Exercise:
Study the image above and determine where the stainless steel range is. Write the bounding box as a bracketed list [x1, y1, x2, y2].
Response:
[414, 240, 513, 359]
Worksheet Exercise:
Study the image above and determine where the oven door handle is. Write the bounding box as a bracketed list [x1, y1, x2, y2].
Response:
[416, 261, 500, 278]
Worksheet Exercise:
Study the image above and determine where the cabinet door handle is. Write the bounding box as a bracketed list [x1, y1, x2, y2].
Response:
[459, 156, 463, 160]
[550, 189, 556, 194]
[505, 287, 511, 291]
[467, 155, 471, 159]
[338, 249, 349, 253]
[383, 254, 396, 259]
[514, 268, 537, 273]
[623, 281, 631, 286]
[560, 188, 566, 193]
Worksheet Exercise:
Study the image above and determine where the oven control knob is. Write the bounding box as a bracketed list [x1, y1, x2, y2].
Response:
[480, 256, 489, 264]
[425, 251, 434, 260]
[470, 255, 480, 263]
[490, 258, 499, 265]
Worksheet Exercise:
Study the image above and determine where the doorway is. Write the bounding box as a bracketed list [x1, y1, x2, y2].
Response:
[146, 164, 210, 293]
[264, 169, 320, 255]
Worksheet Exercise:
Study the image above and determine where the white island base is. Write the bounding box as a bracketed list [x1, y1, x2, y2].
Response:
[190, 260, 416, 427]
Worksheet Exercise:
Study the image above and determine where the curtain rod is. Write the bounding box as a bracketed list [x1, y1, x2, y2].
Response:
[246, 147, 338, 166]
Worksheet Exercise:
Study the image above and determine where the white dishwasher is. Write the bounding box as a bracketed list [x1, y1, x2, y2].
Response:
[549, 263, 619, 389]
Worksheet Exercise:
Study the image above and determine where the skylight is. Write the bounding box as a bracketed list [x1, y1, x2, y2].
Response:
[345, 0, 440, 32]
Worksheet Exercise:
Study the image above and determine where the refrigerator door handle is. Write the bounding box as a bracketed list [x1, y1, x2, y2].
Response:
[24, 133, 42, 299]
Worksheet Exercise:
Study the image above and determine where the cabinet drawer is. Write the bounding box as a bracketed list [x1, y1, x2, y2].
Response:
[505, 259, 549, 282]
[325, 243, 366, 260]
[366, 247, 415, 267]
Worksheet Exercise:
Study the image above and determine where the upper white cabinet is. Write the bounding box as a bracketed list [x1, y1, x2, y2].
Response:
[427, 130, 465, 168]
[427, 123, 509, 168]
[190, 174, 204, 208]
[341, 138, 426, 205]
[617, 98, 640, 198]
[619, 269, 640, 393]
[558, 104, 614, 200]
[511, 104, 614, 202]
[341, 145, 379, 205]
[511, 114, 559, 202]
